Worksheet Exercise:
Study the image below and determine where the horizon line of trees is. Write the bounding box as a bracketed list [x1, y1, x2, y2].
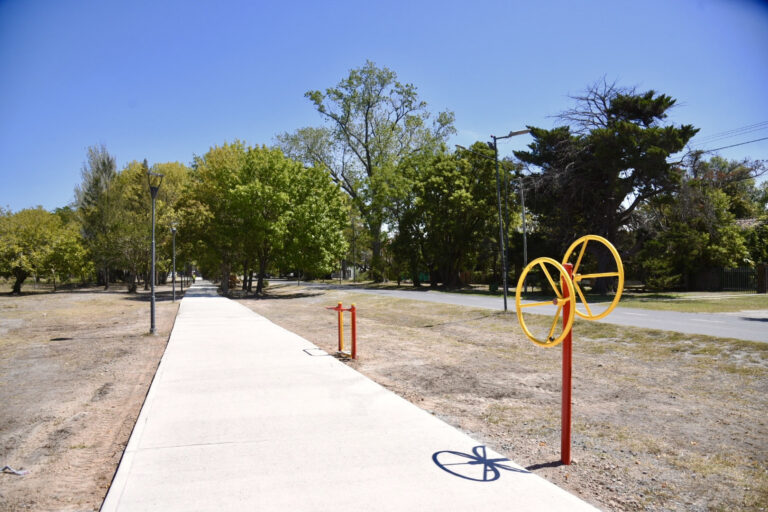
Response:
[2, 63, 767, 295]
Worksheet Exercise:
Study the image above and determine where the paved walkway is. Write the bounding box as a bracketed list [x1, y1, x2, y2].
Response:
[102, 281, 598, 511]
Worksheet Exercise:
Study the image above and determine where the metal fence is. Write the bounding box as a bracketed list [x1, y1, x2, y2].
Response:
[720, 266, 757, 293]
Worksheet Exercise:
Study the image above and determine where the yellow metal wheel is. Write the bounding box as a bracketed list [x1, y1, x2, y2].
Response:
[561, 235, 624, 321]
[515, 257, 576, 347]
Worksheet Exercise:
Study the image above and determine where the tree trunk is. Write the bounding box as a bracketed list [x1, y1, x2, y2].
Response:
[11, 269, 28, 295]
[103, 266, 110, 290]
[429, 267, 440, 288]
[221, 262, 230, 295]
[370, 221, 384, 282]
[247, 271, 254, 293]
[242, 260, 249, 291]
[256, 258, 268, 295]
[52, 272, 57, 292]
[440, 261, 462, 289]
[127, 269, 138, 293]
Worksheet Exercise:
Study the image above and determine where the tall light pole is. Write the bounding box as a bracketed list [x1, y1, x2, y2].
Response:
[487, 129, 530, 311]
[520, 174, 528, 268]
[148, 170, 164, 334]
[171, 222, 177, 302]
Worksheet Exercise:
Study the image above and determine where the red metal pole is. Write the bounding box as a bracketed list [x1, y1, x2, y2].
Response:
[337, 302, 343, 352]
[561, 263, 573, 465]
[350, 304, 357, 359]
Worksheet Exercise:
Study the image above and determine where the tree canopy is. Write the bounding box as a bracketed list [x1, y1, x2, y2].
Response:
[516, 82, 699, 253]
[182, 142, 348, 294]
[279, 61, 455, 281]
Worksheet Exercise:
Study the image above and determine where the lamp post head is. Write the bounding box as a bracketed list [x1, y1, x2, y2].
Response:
[171, 221, 177, 235]
[147, 170, 164, 198]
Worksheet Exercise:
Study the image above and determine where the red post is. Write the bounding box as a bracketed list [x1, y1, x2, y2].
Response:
[350, 304, 357, 359]
[561, 263, 573, 465]
[337, 302, 343, 352]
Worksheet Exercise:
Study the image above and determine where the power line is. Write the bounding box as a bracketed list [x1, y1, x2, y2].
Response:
[698, 136, 768, 154]
[691, 121, 768, 147]
[691, 126, 768, 147]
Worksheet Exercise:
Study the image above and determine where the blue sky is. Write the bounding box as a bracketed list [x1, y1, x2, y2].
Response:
[1, 0, 767, 211]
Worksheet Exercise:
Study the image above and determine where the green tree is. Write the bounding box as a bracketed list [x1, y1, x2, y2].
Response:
[182, 142, 347, 294]
[686, 153, 766, 218]
[47, 207, 89, 290]
[280, 163, 348, 284]
[182, 141, 248, 294]
[0, 208, 65, 293]
[637, 180, 748, 290]
[420, 145, 498, 288]
[74, 144, 118, 288]
[516, 81, 698, 252]
[280, 61, 454, 281]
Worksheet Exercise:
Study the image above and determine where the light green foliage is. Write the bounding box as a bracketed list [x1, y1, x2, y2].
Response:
[637, 179, 748, 289]
[182, 142, 347, 294]
[281, 164, 348, 279]
[281, 61, 454, 281]
[48, 207, 89, 289]
[182, 141, 248, 291]
[745, 215, 768, 263]
[0, 207, 85, 293]
[689, 155, 766, 218]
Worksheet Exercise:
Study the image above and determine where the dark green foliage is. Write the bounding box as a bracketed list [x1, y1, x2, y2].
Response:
[516, 83, 698, 252]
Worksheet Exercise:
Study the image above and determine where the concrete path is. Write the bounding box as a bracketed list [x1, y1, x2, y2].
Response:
[102, 281, 598, 511]
[301, 283, 768, 343]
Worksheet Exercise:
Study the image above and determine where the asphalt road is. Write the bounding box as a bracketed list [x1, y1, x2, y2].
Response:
[299, 283, 768, 343]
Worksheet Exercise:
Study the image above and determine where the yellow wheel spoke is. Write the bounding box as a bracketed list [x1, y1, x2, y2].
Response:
[573, 282, 592, 317]
[539, 262, 562, 299]
[515, 256, 576, 347]
[576, 271, 620, 280]
[573, 240, 587, 275]
[546, 304, 563, 341]
[562, 235, 624, 321]
[520, 300, 556, 309]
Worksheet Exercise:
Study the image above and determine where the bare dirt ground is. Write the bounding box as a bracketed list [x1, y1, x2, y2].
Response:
[0, 285, 178, 512]
[238, 283, 768, 512]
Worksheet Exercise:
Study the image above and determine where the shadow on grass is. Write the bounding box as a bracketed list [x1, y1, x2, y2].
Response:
[525, 460, 565, 471]
[3, 286, 141, 297]
[623, 293, 678, 301]
[122, 290, 186, 302]
[421, 313, 497, 328]
[240, 291, 324, 300]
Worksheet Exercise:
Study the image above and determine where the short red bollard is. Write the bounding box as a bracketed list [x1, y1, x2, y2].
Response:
[350, 304, 357, 360]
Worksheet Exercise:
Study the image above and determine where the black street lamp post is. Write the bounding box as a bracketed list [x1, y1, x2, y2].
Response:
[489, 129, 530, 311]
[171, 223, 177, 302]
[148, 170, 164, 334]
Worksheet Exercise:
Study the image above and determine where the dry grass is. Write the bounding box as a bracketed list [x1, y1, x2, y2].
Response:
[0, 285, 178, 512]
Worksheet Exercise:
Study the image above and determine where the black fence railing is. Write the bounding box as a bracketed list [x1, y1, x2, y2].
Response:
[720, 266, 758, 293]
